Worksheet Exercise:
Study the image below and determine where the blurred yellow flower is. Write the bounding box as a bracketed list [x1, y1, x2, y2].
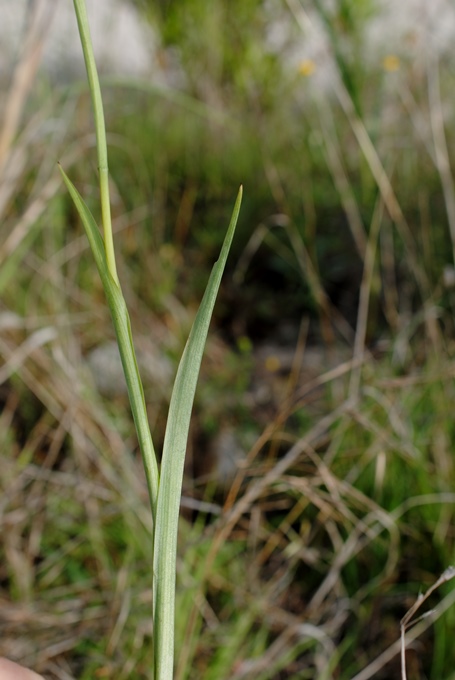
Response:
[298, 59, 316, 77]
[265, 355, 281, 373]
[383, 54, 400, 72]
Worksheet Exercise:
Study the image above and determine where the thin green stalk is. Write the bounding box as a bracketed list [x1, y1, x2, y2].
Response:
[65, 1, 159, 520]
[73, 0, 118, 285]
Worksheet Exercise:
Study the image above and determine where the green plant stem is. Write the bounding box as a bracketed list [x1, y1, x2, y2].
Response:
[73, 0, 118, 285]
[66, 6, 242, 679]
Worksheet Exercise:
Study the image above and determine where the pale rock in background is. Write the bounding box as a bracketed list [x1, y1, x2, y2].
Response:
[0, 0, 161, 83]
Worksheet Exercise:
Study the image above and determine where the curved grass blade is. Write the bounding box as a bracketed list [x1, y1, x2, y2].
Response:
[59, 164, 159, 519]
[152, 186, 243, 680]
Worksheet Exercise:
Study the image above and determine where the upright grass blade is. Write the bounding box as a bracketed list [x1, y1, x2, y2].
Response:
[59, 165, 159, 520]
[152, 187, 243, 680]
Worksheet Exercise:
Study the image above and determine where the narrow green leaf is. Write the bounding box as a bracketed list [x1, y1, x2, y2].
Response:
[152, 187, 243, 680]
[59, 164, 107, 278]
[59, 164, 159, 519]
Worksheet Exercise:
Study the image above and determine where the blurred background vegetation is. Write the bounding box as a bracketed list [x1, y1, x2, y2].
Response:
[1, 0, 455, 678]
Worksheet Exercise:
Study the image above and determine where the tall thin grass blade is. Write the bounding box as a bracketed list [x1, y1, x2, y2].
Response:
[59, 164, 159, 518]
[152, 186, 243, 680]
